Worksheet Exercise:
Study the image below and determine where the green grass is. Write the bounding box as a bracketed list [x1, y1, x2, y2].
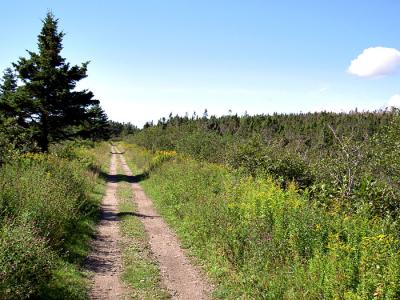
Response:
[41, 164, 108, 299]
[123, 143, 400, 300]
[116, 158, 170, 299]
[0, 141, 109, 299]
[37, 261, 90, 300]
[39, 142, 110, 299]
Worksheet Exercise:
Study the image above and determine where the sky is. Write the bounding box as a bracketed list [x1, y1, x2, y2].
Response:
[1, 1, 400, 127]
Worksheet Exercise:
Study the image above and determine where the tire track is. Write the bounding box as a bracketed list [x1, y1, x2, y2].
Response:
[118, 153, 213, 300]
[86, 146, 128, 300]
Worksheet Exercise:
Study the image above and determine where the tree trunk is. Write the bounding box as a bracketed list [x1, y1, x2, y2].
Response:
[39, 112, 49, 152]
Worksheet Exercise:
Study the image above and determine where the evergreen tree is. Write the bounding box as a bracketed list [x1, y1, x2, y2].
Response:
[13, 12, 99, 151]
[0, 68, 16, 94]
[0, 68, 17, 119]
[83, 103, 110, 140]
[0, 68, 36, 156]
[0, 68, 32, 128]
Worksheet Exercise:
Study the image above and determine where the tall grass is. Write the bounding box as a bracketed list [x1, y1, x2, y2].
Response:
[0, 142, 109, 299]
[124, 144, 400, 299]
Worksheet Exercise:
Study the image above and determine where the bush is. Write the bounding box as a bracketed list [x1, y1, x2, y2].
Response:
[0, 118, 35, 166]
[128, 145, 400, 299]
[0, 143, 103, 298]
[176, 131, 230, 163]
[0, 221, 55, 300]
[0, 154, 95, 250]
[227, 137, 314, 188]
[148, 150, 177, 172]
[118, 142, 153, 172]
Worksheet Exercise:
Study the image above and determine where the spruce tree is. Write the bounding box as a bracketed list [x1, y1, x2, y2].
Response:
[13, 12, 99, 151]
[0, 68, 32, 127]
[0, 68, 35, 155]
[0, 68, 17, 118]
[83, 103, 111, 140]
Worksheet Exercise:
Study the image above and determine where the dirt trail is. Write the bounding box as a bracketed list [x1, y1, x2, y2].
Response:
[86, 147, 128, 300]
[118, 153, 213, 300]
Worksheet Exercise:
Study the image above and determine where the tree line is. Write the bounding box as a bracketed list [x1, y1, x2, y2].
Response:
[129, 109, 400, 218]
[136, 109, 394, 154]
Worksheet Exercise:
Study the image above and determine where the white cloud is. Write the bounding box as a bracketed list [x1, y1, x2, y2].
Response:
[388, 94, 400, 108]
[348, 47, 400, 78]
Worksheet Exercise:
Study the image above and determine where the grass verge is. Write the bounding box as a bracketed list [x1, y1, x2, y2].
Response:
[39, 142, 110, 299]
[0, 141, 110, 299]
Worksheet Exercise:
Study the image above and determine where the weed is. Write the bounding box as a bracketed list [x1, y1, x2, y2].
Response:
[126, 144, 400, 299]
[0, 141, 109, 299]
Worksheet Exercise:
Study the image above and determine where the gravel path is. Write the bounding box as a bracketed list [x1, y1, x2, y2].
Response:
[86, 146, 212, 299]
[118, 153, 213, 300]
[86, 147, 128, 300]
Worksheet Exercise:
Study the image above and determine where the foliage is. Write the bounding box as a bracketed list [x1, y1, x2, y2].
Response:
[0, 68, 18, 119]
[130, 110, 392, 156]
[118, 142, 153, 171]
[11, 13, 101, 151]
[0, 142, 106, 299]
[125, 145, 400, 299]
[148, 150, 177, 173]
[128, 110, 400, 218]
[226, 136, 314, 188]
[0, 120, 23, 165]
[108, 121, 138, 140]
[80, 104, 111, 141]
[0, 13, 110, 154]
[0, 220, 55, 299]
[0, 69, 37, 163]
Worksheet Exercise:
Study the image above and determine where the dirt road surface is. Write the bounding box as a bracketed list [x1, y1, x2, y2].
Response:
[86, 146, 212, 299]
[86, 147, 128, 299]
[118, 153, 213, 300]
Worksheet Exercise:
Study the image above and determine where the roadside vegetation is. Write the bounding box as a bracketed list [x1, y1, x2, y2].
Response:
[0, 141, 109, 299]
[123, 110, 400, 299]
[0, 12, 115, 299]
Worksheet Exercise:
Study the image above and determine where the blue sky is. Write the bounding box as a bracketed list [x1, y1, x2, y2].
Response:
[1, 1, 400, 126]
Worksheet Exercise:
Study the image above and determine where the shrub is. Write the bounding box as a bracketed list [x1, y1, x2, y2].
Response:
[0, 143, 103, 298]
[119, 142, 153, 172]
[176, 131, 230, 163]
[227, 137, 314, 188]
[148, 150, 177, 172]
[128, 144, 400, 299]
[0, 154, 95, 250]
[0, 220, 55, 300]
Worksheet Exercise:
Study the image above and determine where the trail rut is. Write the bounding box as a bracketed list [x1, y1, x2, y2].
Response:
[86, 146, 212, 299]
[118, 153, 213, 300]
[86, 147, 127, 300]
